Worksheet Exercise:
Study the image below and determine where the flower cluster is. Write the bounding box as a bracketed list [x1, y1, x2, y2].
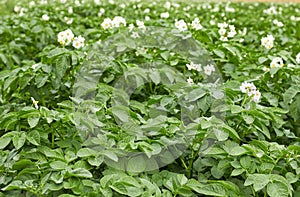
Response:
[273, 19, 284, 27]
[57, 29, 85, 49]
[72, 35, 85, 49]
[136, 20, 146, 32]
[101, 16, 127, 30]
[240, 81, 261, 103]
[203, 64, 216, 76]
[190, 17, 203, 30]
[186, 62, 215, 76]
[217, 22, 236, 41]
[263, 6, 279, 15]
[14, 6, 27, 16]
[261, 34, 275, 49]
[186, 62, 202, 71]
[175, 19, 188, 32]
[270, 57, 284, 68]
[160, 12, 170, 19]
[41, 14, 50, 21]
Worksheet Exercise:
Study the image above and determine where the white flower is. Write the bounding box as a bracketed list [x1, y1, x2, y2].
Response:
[131, 32, 139, 39]
[101, 18, 113, 29]
[217, 22, 228, 29]
[225, 6, 235, 13]
[112, 16, 126, 28]
[263, 67, 270, 72]
[68, 7, 73, 14]
[217, 23, 236, 41]
[238, 27, 247, 36]
[29, 1, 35, 7]
[273, 19, 284, 27]
[187, 77, 194, 84]
[240, 81, 256, 96]
[41, 14, 49, 21]
[203, 64, 215, 76]
[218, 28, 226, 36]
[64, 17, 73, 25]
[261, 34, 275, 49]
[186, 62, 201, 72]
[144, 8, 150, 14]
[191, 17, 203, 30]
[172, 3, 180, 8]
[228, 25, 236, 37]
[145, 16, 150, 21]
[164, 1, 171, 9]
[120, 4, 125, 9]
[31, 97, 39, 110]
[220, 35, 228, 41]
[160, 12, 170, 19]
[175, 19, 188, 32]
[94, 0, 100, 5]
[128, 24, 135, 32]
[296, 53, 300, 64]
[264, 6, 278, 15]
[98, 8, 105, 17]
[72, 35, 85, 49]
[136, 20, 146, 32]
[14, 6, 21, 13]
[41, 0, 47, 5]
[270, 57, 284, 68]
[60, 0, 67, 3]
[57, 29, 74, 46]
[251, 90, 261, 103]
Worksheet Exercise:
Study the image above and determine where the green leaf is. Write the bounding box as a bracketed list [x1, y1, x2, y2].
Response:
[289, 94, 300, 121]
[28, 115, 40, 128]
[2, 180, 26, 191]
[50, 161, 68, 170]
[231, 168, 245, 176]
[230, 105, 244, 114]
[160, 51, 170, 61]
[267, 182, 289, 197]
[12, 159, 35, 170]
[149, 69, 161, 85]
[68, 168, 93, 178]
[127, 155, 146, 173]
[101, 150, 118, 162]
[47, 47, 69, 58]
[263, 92, 278, 107]
[88, 156, 104, 166]
[0, 133, 13, 149]
[187, 88, 207, 102]
[242, 114, 254, 124]
[213, 129, 228, 141]
[213, 49, 225, 59]
[285, 172, 298, 184]
[258, 57, 268, 64]
[77, 148, 97, 157]
[223, 141, 247, 156]
[111, 105, 130, 123]
[26, 130, 40, 146]
[211, 166, 224, 179]
[12, 132, 26, 150]
[222, 43, 241, 59]
[186, 179, 225, 196]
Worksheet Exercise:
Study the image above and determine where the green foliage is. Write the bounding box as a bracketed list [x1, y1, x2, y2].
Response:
[0, 0, 300, 196]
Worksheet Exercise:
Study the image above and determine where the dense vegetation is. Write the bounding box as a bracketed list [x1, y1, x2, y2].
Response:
[0, 0, 300, 196]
